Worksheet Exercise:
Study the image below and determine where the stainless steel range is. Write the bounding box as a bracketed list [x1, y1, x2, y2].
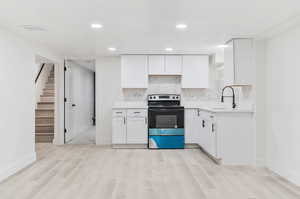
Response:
[148, 94, 184, 149]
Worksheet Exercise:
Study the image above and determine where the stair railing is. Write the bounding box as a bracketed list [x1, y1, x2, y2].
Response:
[35, 63, 45, 83]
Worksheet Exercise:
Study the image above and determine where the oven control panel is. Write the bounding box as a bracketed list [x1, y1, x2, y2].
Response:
[148, 94, 180, 101]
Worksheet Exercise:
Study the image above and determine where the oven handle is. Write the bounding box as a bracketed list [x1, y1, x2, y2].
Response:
[148, 108, 184, 111]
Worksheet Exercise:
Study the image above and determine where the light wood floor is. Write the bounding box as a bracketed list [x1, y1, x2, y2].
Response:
[0, 144, 300, 199]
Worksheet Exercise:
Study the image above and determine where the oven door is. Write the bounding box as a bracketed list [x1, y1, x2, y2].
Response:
[148, 107, 184, 129]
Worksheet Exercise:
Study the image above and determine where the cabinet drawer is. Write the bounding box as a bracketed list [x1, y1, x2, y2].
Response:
[127, 109, 147, 117]
[112, 109, 126, 117]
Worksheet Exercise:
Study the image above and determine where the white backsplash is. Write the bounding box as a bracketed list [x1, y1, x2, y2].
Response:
[122, 88, 147, 101]
[121, 76, 253, 108]
[148, 76, 181, 94]
[122, 76, 217, 102]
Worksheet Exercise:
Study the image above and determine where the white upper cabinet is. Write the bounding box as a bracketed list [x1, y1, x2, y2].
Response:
[148, 55, 182, 75]
[165, 55, 182, 75]
[148, 55, 165, 75]
[224, 39, 254, 86]
[121, 55, 148, 88]
[224, 41, 235, 86]
[182, 55, 209, 88]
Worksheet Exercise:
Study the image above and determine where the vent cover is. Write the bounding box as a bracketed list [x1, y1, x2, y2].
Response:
[20, 25, 47, 31]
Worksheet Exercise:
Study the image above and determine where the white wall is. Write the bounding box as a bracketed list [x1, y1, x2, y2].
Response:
[0, 28, 63, 182]
[96, 57, 122, 145]
[67, 61, 95, 138]
[264, 25, 300, 185]
[254, 40, 267, 166]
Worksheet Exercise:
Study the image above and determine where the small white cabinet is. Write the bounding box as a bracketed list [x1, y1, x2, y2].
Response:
[185, 109, 201, 144]
[126, 109, 148, 144]
[112, 110, 126, 144]
[148, 55, 182, 75]
[182, 55, 209, 88]
[148, 55, 165, 75]
[200, 112, 218, 159]
[165, 55, 182, 75]
[121, 55, 148, 88]
[112, 109, 148, 146]
[224, 39, 253, 85]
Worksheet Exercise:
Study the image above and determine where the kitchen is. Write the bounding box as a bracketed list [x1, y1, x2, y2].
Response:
[1, 1, 300, 198]
[110, 38, 255, 165]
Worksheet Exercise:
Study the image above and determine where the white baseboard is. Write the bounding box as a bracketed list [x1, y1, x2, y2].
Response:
[287, 170, 300, 186]
[256, 157, 266, 167]
[268, 166, 300, 187]
[0, 152, 36, 183]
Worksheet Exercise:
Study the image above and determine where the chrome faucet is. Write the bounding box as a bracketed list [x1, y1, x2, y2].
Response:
[221, 86, 236, 109]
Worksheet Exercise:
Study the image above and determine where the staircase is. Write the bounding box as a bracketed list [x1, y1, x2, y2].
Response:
[35, 68, 55, 143]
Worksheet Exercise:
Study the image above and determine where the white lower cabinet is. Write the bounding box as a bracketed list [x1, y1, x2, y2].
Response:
[185, 108, 255, 165]
[185, 109, 201, 144]
[112, 109, 147, 145]
[201, 112, 218, 159]
[126, 110, 148, 144]
[112, 110, 126, 144]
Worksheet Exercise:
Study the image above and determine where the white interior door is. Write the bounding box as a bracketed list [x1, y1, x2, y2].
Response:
[65, 65, 76, 142]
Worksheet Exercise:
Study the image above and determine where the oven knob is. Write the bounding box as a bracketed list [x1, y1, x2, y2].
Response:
[176, 96, 179, 99]
[150, 96, 152, 99]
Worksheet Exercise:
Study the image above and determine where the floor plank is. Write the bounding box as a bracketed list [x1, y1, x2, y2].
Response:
[0, 144, 299, 199]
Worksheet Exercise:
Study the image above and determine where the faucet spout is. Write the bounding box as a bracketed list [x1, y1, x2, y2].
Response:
[221, 86, 236, 109]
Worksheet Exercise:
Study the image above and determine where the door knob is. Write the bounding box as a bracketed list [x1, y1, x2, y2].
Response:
[72, 104, 76, 107]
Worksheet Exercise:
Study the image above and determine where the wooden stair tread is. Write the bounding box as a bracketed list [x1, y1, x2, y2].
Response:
[36, 133, 54, 136]
[36, 108, 54, 111]
[36, 116, 54, 119]
[38, 102, 54, 104]
[36, 124, 54, 127]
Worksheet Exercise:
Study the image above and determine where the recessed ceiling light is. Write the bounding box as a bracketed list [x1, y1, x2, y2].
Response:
[108, 47, 116, 51]
[165, 48, 173, 52]
[217, 44, 229, 48]
[176, 24, 188, 29]
[91, 23, 103, 29]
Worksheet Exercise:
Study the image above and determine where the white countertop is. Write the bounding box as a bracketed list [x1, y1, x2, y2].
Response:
[112, 101, 148, 109]
[183, 101, 254, 113]
[112, 101, 254, 113]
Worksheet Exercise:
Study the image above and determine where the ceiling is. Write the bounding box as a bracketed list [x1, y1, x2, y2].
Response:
[0, 0, 299, 58]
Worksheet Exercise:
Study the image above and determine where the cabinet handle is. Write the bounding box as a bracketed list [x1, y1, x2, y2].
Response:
[134, 112, 141, 114]
[145, 117, 148, 124]
[202, 120, 205, 128]
[197, 109, 200, 116]
[116, 112, 122, 114]
[124, 117, 126, 124]
[212, 124, 214, 132]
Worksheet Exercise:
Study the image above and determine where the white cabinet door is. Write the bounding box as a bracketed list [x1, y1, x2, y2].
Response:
[126, 117, 148, 144]
[224, 41, 234, 86]
[200, 113, 218, 158]
[224, 39, 253, 86]
[121, 55, 148, 88]
[206, 119, 218, 158]
[165, 55, 182, 75]
[112, 111, 126, 144]
[201, 117, 210, 152]
[234, 39, 253, 85]
[182, 55, 209, 88]
[185, 109, 201, 144]
[148, 55, 165, 75]
[198, 111, 205, 147]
